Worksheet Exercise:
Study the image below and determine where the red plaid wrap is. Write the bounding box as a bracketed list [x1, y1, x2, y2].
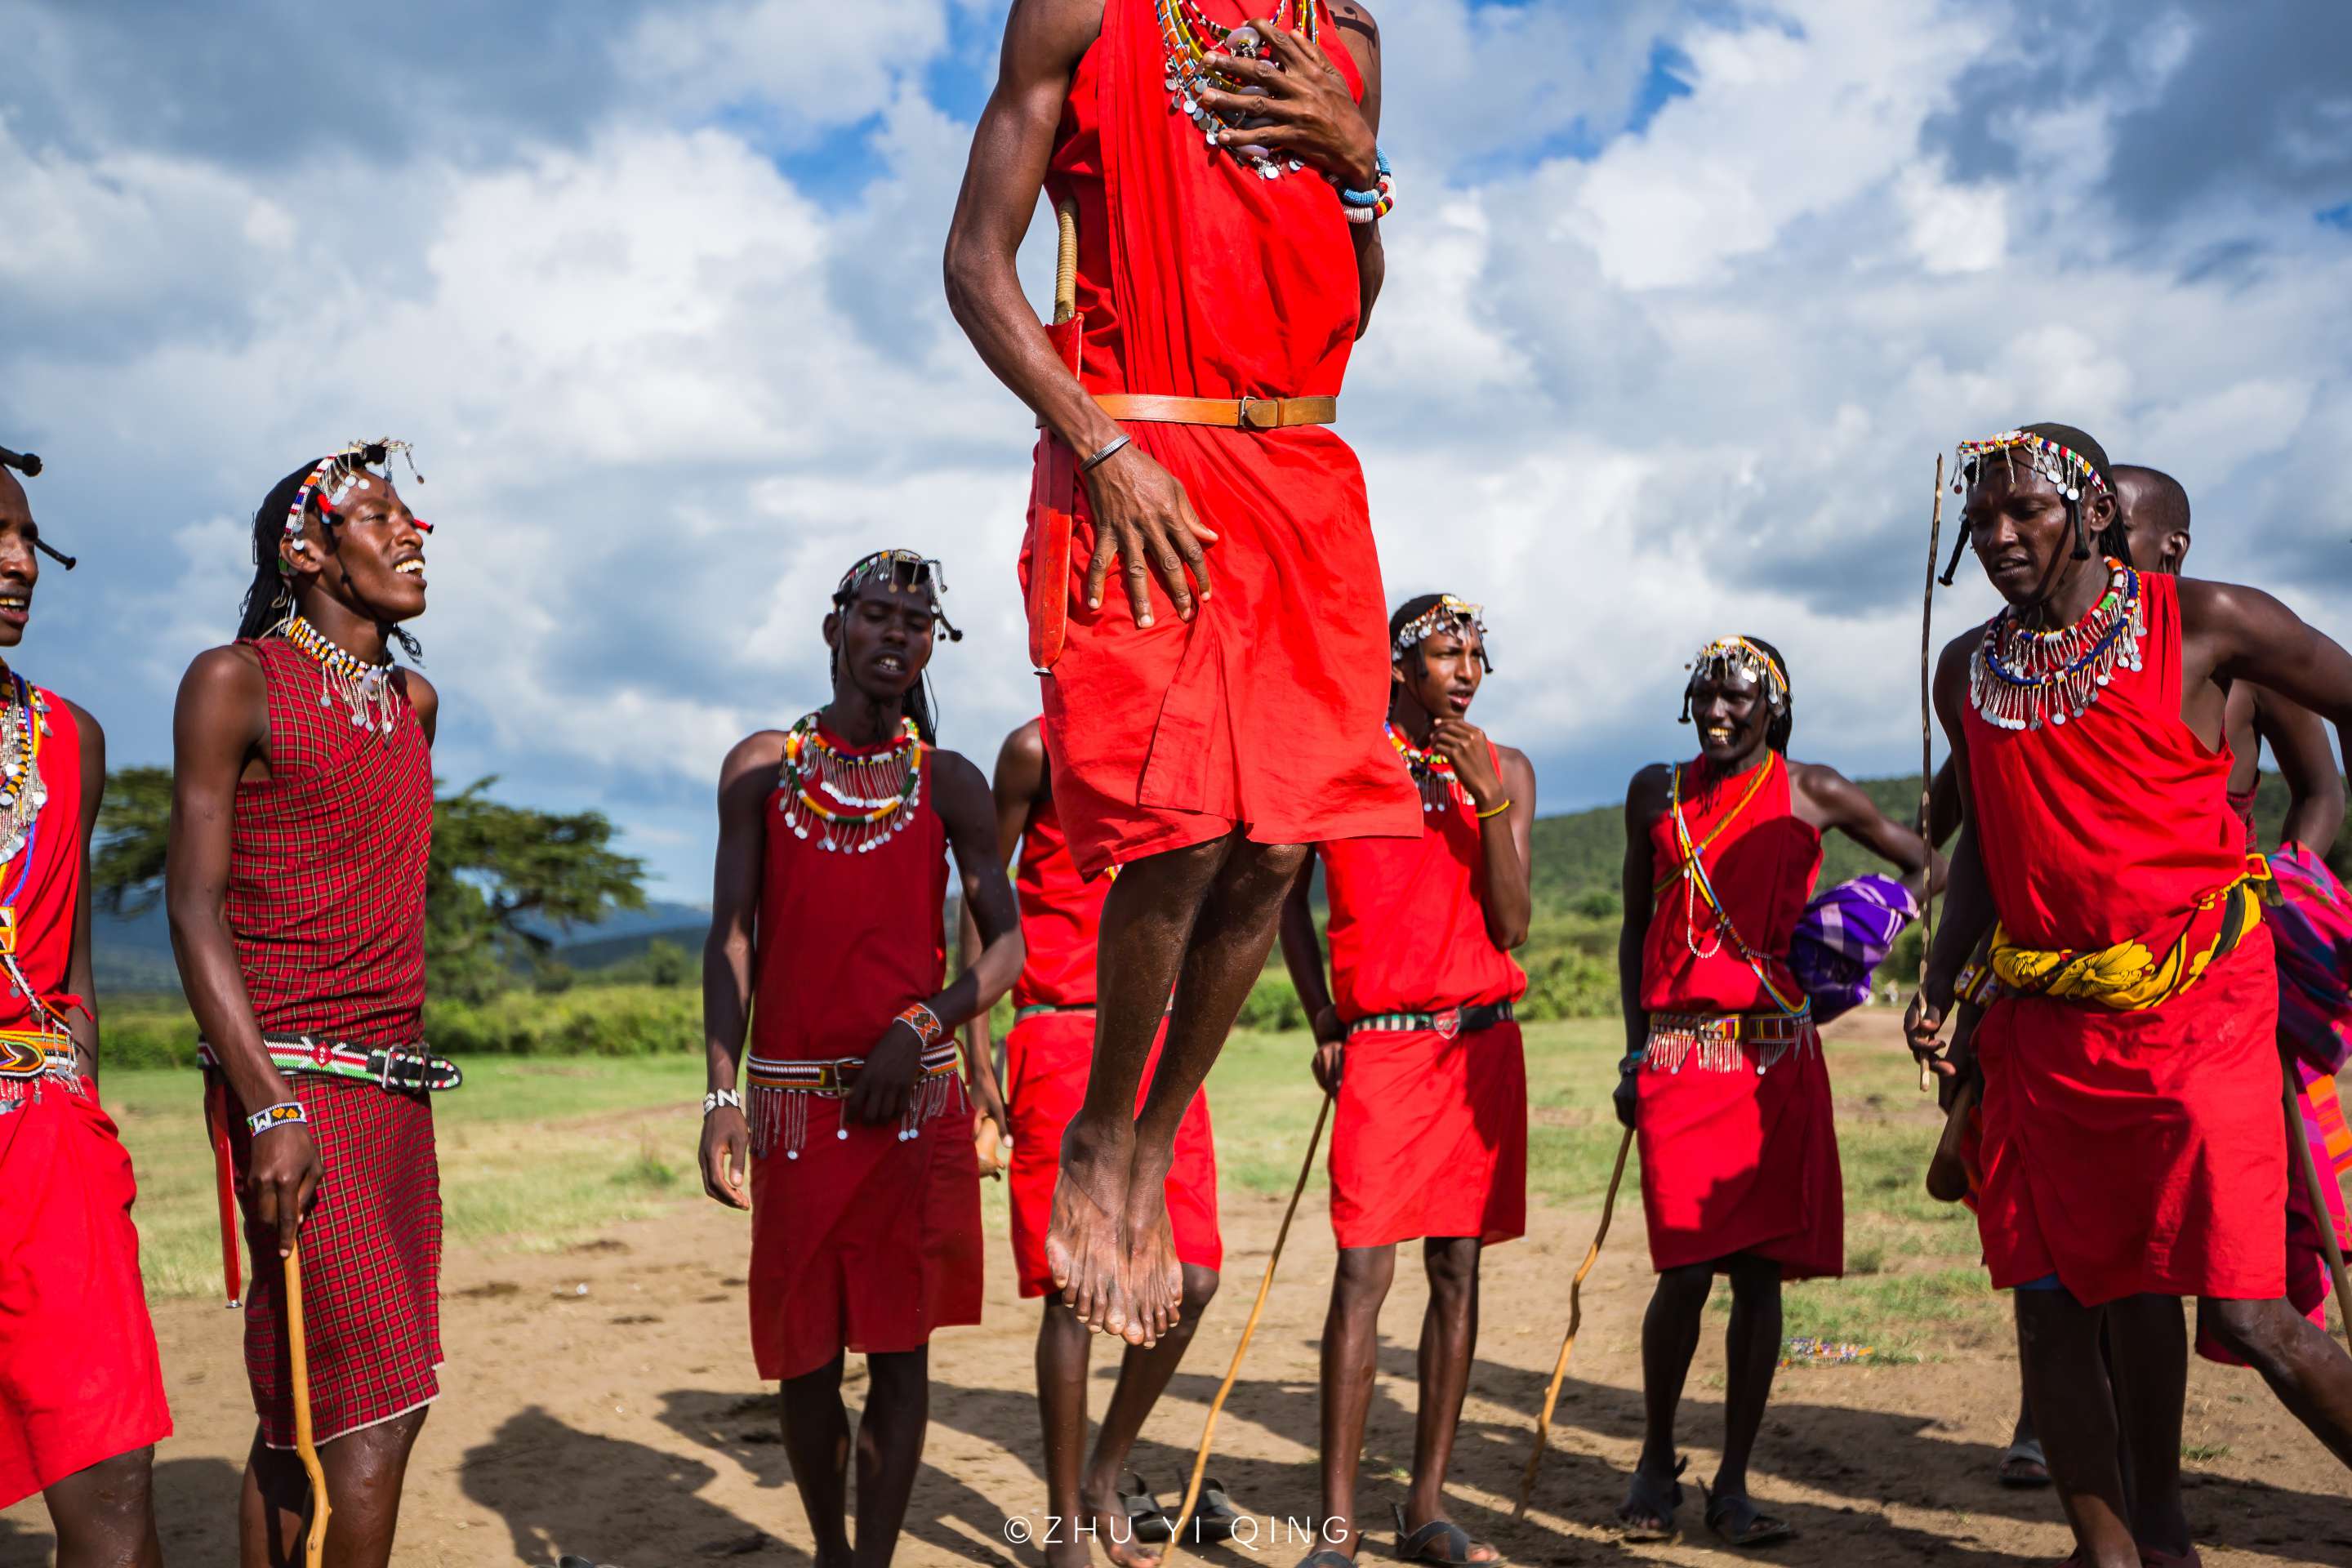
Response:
[219, 632, 441, 1445]
[229, 1076, 443, 1447]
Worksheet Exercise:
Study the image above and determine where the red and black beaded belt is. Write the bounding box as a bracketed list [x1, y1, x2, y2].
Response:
[198, 1036, 463, 1094]
[745, 1042, 964, 1160]
[1343, 999, 1516, 1040]
[0, 1027, 77, 1082]
[1642, 1009, 1815, 1074]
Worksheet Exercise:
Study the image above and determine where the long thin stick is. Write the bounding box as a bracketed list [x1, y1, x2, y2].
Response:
[1160, 1093, 1332, 1567]
[1516, 1127, 1634, 1519]
[286, 1243, 332, 1568]
[2283, 1078, 2352, 1357]
[1918, 453, 1944, 1094]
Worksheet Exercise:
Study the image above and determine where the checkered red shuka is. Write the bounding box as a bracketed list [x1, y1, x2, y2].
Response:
[222, 633, 439, 1446]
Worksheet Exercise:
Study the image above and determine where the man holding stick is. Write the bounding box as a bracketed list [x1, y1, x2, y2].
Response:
[0, 454, 172, 1566]
[1278, 593, 1533, 1566]
[1909, 424, 2352, 1568]
[946, 0, 1419, 1345]
[168, 441, 449, 1568]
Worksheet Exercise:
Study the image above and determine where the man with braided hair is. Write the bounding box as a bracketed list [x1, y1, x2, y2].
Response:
[1910, 423, 2352, 1568]
[1615, 635, 1932, 1548]
[168, 441, 447, 1567]
[0, 457, 170, 1566]
[700, 550, 1023, 1567]
[1278, 592, 1532, 1566]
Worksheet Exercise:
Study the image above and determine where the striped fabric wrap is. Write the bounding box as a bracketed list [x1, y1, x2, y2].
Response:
[2270, 840, 2352, 1078]
[746, 1041, 962, 1159]
[1788, 874, 1920, 1024]
[2296, 1063, 2352, 1257]
[1989, 859, 2271, 1011]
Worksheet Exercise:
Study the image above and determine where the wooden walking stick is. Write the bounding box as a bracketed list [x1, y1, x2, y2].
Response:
[1159, 1092, 1333, 1568]
[1917, 452, 1945, 1094]
[2283, 1076, 2352, 1356]
[285, 1242, 333, 1567]
[1515, 1125, 1633, 1519]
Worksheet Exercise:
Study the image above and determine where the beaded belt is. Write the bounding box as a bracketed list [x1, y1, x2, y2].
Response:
[1344, 999, 1515, 1040]
[1642, 1008, 1815, 1076]
[1013, 1003, 1093, 1024]
[1954, 961, 2005, 1009]
[0, 1027, 79, 1104]
[746, 1042, 964, 1160]
[198, 1036, 464, 1094]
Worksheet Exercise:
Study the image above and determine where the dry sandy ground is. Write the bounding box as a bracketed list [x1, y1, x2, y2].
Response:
[6, 1137, 2350, 1566]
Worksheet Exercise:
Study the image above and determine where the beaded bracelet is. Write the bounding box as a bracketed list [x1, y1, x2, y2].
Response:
[703, 1088, 743, 1117]
[1333, 149, 1395, 225]
[1476, 796, 1512, 820]
[248, 1100, 309, 1138]
[895, 1002, 945, 1048]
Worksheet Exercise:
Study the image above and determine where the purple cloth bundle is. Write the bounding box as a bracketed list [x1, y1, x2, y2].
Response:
[1789, 874, 1920, 1024]
[2269, 841, 2352, 1078]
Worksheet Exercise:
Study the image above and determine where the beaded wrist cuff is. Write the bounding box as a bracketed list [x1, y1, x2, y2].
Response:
[704, 1088, 743, 1117]
[896, 1003, 946, 1049]
[248, 1101, 308, 1138]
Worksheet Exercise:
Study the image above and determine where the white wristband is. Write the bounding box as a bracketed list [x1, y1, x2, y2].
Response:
[703, 1089, 742, 1117]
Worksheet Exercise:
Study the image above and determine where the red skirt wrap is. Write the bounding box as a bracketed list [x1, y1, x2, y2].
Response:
[230, 1076, 443, 1448]
[1636, 1025, 1842, 1278]
[1004, 1011, 1220, 1295]
[0, 1085, 172, 1507]
[1974, 931, 2284, 1304]
[1329, 1020, 1527, 1250]
[750, 1080, 983, 1379]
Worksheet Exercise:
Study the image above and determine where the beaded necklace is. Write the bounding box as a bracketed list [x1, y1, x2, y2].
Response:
[279, 613, 404, 737]
[1384, 720, 1463, 814]
[0, 670, 50, 870]
[1157, 0, 1322, 180]
[1665, 754, 1806, 1016]
[1968, 559, 2145, 732]
[777, 713, 926, 853]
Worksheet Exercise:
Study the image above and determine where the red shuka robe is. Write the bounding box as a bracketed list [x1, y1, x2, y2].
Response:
[1320, 749, 1529, 1250]
[1966, 572, 2283, 1303]
[1636, 754, 1843, 1278]
[747, 736, 982, 1379]
[1004, 732, 1220, 1296]
[1020, 0, 1419, 879]
[0, 689, 172, 1508]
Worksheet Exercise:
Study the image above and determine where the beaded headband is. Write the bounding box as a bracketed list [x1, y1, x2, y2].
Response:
[1392, 595, 1487, 660]
[1684, 635, 1788, 713]
[1951, 430, 2109, 504]
[284, 439, 428, 544]
[834, 549, 964, 643]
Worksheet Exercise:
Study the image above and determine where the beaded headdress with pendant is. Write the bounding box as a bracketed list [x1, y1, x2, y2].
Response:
[1392, 594, 1492, 670]
[266, 439, 430, 739]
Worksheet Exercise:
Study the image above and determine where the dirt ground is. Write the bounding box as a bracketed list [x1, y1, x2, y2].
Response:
[7, 1122, 2350, 1566]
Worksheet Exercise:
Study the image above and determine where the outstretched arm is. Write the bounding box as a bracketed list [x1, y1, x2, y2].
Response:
[1793, 762, 1943, 898]
[1615, 768, 1665, 1127]
[167, 648, 320, 1258]
[698, 730, 779, 1210]
[961, 724, 1049, 1078]
[1276, 858, 1343, 1090]
[2189, 581, 2352, 765]
[943, 0, 1215, 626]
[2251, 686, 2346, 854]
[1909, 635, 1997, 1069]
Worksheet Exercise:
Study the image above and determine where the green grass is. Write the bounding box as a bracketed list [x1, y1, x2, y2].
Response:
[101, 1056, 708, 1298]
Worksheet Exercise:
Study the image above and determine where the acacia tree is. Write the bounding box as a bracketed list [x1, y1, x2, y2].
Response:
[94, 767, 645, 1002]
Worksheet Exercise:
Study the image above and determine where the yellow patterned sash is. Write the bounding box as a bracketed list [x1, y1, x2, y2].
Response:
[1989, 859, 2271, 1012]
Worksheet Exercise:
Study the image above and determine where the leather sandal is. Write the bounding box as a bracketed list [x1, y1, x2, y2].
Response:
[1390, 1502, 1501, 1564]
[1699, 1482, 1796, 1548]
[1615, 1455, 1686, 1542]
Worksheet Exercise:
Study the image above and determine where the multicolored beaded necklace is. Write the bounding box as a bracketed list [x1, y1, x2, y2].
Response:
[777, 713, 926, 853]
[1665, 754, 1806, 1017]
[1384, 720, 1463, 814]
[280, 613, 404, 737]
[1156, 0, 1323, 179]
[1968, 558, 2145, 732]
[0, 670, 51, 871]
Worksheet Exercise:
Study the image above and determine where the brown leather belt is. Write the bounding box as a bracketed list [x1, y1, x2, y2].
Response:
[1089, 393, 1338, 430]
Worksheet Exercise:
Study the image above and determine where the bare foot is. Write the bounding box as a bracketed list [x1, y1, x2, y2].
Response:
[1117, 1149, 1183, 1347]
[1048, 1111, 1136, 1339]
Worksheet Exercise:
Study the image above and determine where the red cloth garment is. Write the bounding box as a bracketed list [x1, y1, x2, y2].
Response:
[220, 639, 443, 1444]
[1318, 758, 1529, 1247]
[1963, 572, 2284, 1303]
[1330, 1021, 1527, 1249]
[1019, 0, 1419, 879]
[1011, 761, 1105, 1011]
[1640, 755, 1820, 1016]
[1006, 1012, 1220, 1295]
[1636, 754, 1841, 1278]
[0, 1085, 173, 1508]
[2196, 1059, 2349, 1364]
[230, 1078, 442, 1446]
[227, 638, 431, 1050]
[1318, 751, 1527, 1020]
[748, 738, 982, 1381]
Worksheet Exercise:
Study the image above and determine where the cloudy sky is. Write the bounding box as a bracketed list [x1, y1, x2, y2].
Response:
[5, 0, 2349, 898]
